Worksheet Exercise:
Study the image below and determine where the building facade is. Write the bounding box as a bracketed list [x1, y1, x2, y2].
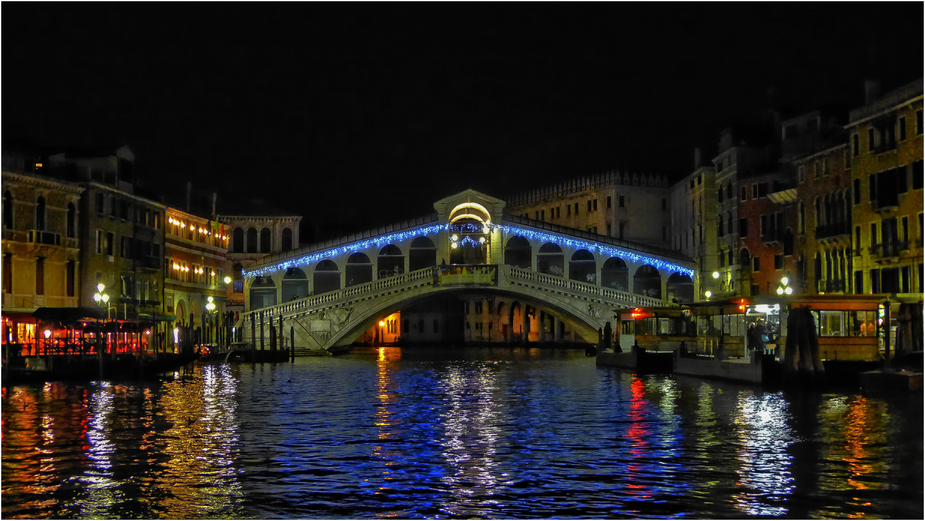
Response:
[505, 170, 673, 249]
[845, 78, 923, 298]
[164, 206, 231, 344]
[669, 154, 717, 300]
[220, 211, 302, 315]
[2, 151, 85, 347]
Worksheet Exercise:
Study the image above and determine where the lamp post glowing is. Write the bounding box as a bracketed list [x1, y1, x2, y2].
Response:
[206, 296, 216, 347]
[94, 283, 110, 319]
[776, 276, 793, 296]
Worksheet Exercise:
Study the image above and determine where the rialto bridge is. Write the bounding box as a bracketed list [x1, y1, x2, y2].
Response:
[240, 190, 696, 352]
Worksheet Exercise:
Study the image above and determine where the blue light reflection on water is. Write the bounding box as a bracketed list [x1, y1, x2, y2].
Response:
[1, 347, 922, 519]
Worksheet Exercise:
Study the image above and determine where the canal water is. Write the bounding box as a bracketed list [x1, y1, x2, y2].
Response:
[2, 347, 922, 519]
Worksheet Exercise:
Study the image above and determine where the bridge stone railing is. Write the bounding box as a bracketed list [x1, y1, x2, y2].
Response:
[248, 263, 666, 325]
[247, 266, 438, 322]
[504, 265, 665, 308]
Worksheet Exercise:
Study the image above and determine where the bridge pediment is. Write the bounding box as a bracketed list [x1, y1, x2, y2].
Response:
[433, 189, 506, 225]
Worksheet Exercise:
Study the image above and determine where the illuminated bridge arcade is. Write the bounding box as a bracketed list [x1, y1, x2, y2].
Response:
[241, 190, 696, 353]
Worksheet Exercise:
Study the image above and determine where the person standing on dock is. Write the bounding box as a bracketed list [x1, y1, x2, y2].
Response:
[755, 319, 768, 353]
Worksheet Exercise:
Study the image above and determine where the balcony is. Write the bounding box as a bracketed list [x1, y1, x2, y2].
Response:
[133, 256, 161, 271]
[871, 197, 899, 213]
[869, 241, 907, 259]
[815, 222, 850, 240]
[27, 229, 61, 246]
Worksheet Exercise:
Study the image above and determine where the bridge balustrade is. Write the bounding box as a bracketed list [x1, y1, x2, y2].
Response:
[506, 266, 664, 308]
[248, 267, 438, 321]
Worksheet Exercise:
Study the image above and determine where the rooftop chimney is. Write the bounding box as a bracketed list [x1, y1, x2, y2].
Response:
[865, 79, 881, 105]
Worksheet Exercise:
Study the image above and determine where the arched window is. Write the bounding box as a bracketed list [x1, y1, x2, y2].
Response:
[504, 236, 531, 268]
[377, 245, 404, 278]
[260, 227, 271, 253]
[246, 228, 258, 253]
[282, 228, 293, 252]
[346, 252, 373, 287]
[666, 273, 694, 303]
[313, 259, 341, 295]
[536, 243, 564, 276]
[66, 203, 76, 238]
[601, 257, 628, 292]
[249, 276, 277, 310]
[568, 249, 596, 283]
[633, 265, 661, 299]
[409, 236, 436, 271]
[739, 248, 750, 267]
[233, 227, 245, 253]
[35, 196, 46, 231]
[281, 267, 309, 301]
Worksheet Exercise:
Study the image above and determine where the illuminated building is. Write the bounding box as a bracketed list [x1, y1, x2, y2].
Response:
[218, 202, 302, 315]
[505, 170, 673, 250]
[669, 151, 718, 300]
[164, 196, 231, 346]
[44, 146, 167, 321]
[844, 78, 923, 298]
[787, 108, 852, 295]
[2, 148, 84, 348]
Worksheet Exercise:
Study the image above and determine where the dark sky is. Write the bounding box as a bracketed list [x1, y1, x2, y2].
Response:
[3, 3, 922, 242]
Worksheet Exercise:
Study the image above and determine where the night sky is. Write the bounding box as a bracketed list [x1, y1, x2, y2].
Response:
[3, 3, 922, 242]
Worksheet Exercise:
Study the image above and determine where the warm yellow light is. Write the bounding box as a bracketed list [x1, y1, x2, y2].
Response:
[35, 162, 43, 168]
[44, 329, 51, 339]
[379, 321, 385, 327]
[97, 283, 105, 292]
[207, 296, 213, 303]
[781, 277, 789, 286]
[211, 271, 216, 276]
[785, 287, 793, 295]
[224, 276, 231, 284]
[93, 293, 101, 302]
[712, 271, 720, 279]
[101, 294, 109, 303]
[777, 287, 784, 295]
[704, 291, 712, 298]
[451, 234, 459, 241]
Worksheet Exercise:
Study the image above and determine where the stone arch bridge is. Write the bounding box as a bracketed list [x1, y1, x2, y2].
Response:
[240, 190, 696, 352]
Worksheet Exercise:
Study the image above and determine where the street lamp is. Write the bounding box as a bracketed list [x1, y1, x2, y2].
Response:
[776, 276, 793, 296]
[93, 283, 111, 318]
[206, 296, 216, 346]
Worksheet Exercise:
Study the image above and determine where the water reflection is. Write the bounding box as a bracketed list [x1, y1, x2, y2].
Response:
[439, 360, 504, 517]
[158, 366, 244, 518]
[2, 349, 922, 519]
[731, 391, 795, 517]
[813, 395, 892, 518]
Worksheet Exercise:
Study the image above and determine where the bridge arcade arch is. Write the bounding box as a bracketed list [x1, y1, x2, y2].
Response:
[346, 253, 373, 287]
[313, 260, 340, 295]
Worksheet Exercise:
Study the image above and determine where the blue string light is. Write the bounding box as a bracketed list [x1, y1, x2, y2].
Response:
[496, 224, 694, 277]
[244, 220, 694, 279]
[244, 223, 447, 278]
